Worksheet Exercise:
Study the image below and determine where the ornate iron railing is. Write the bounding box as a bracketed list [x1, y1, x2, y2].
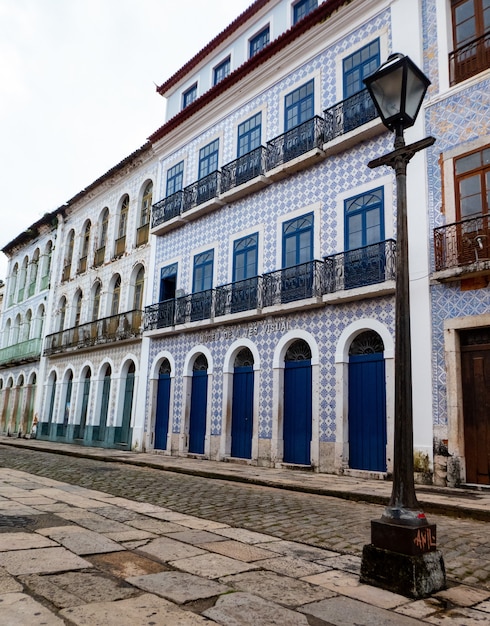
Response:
[183, 171, 221, 212]
[324, 88, 378, 142]
[266, 116, 326, 169]
[434, 215, 490, 271]
[144, 299, 176, 330]
[324, 239, 396, 292]
[152, 191, 184, 228]
[215, 277, 261, 316]
[0, 338, 43, 366]
[44, 309, 143, 356]
[262, 260, 325, 306]
[221, 147, 268, 192]
[449, 31, 490, 86]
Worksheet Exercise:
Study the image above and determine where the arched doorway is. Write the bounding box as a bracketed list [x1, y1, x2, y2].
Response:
[348, 330, 387, 472]
[154, 359, 171, 450]
[14, 375, 24, 433]
[98, 365, 111, 443]
[283, 339, 312, 465]
[189, 354, 208, 454]
[44, 373, 56, 437]
[77, 369, 91, 441]
[231, 348, 254, 459]
[120, 362, 135, 445]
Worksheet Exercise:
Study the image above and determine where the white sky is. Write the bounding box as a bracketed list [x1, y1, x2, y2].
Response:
[0, 0, 252, 279]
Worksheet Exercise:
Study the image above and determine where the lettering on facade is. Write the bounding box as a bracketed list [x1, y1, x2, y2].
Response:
[413, 527, 436, 551]
[197, 319, 290, 344]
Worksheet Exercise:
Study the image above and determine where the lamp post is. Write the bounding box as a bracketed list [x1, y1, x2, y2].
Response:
[359, 54, 446, 598]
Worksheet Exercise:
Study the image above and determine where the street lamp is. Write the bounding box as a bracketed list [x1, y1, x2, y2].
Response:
[359, 54, 446, 598]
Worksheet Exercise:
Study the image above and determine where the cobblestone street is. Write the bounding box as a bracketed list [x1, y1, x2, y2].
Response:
[1, 444, 489, 591]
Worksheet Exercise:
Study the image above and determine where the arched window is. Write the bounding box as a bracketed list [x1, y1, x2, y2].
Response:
[111, 275, 121, 316]
[95, 208, 109, 267]
[58, 297, 67, 331]
[92, 282, 101, 321]
[73, 291, 83, 326]
[115, 195, 129, 257]
[133, 267, 145, 310]
[4, 319, 11, 347]
[12, 314, 21, 344]
[28, 249, 40, 297]
[137, 182, 152, 246]
[41, 241, 52, 290]
[8, 264, 19, 307]
[17, 256, 28, 302]
[22, 310, 32, 342]
[79, 221, 91, 273]
[63, 231, 75, 281]
[35, 304, 45, 338]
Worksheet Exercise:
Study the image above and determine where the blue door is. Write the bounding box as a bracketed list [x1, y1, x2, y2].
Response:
[189, 369, 207, 454]
[155, 370, 171, 450]
[283, 360, 312, 464]
[231, 365, 253, 459]
[120, 364, 135, 445]
[348, 352, 386, 471]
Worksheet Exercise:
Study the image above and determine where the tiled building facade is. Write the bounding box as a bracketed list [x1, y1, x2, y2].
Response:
[1, 0, 489, 486]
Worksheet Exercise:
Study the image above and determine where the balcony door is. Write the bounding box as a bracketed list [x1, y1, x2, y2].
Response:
[192, 251, 213, 321]
[282, 213, 314, 302]
[451, 0, 490, 84]
[232, 234, 258, 312]
[344, 189, 385, 289]
[342, 39, 380, 132]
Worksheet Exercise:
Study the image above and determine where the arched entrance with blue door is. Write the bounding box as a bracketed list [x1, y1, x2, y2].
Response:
[120, 361, 136, 446]
[283, 339, 312, 465]
[77, 368, 91, 441]
[188, 354, 208, 454]
[348, 330, 387, 472]
[98, 364, 111, 443]
[231, 348, 254, 459]
[154, 359, 171, 450]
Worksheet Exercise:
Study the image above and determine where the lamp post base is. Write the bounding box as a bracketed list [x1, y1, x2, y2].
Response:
[360, 520, 446, 598]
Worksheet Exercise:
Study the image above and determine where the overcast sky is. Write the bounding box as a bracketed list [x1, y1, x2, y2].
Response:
[0, 0, 252, 279]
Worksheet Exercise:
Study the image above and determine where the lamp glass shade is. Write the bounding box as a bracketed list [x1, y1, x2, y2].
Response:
[364, 53, 431, 132]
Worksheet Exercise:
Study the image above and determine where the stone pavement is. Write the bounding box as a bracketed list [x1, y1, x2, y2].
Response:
[1, 467, 490, 625]
[2, 436, 490, 521]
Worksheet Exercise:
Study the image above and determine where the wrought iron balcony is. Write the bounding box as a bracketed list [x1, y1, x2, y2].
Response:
[262, 260, 325, 307]
[449, 31, 490, 86]
[324, 89, 378, 142]
[215, 277, 261, 316]
[266, 116, 326, 170]
[221, 147, 268, 192]
[324, 239, 396, 292]
[44, 309, 143, 356]
[152, 191, 184, 228]
[183, 171, 221, 212]
[0, 338, 42, 366]
[434, 215, 490, 272]
[145, 299, 176, 330]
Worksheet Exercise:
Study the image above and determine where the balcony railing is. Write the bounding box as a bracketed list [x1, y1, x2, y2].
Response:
[94, 246, 105, 267]
[221, 147, 268, 193]
[324, 239, 396, 292]
[215, 277, 261, 316]
[152, 191, 184, 228]
[136, 222, 150, 246]
[44, 309, 143, 356]
[0, 338, 42, 366]
[183, 171, 221, 212]
[262, 260, 325, 306]
[324, 88, 378, 142]
[266, 116, 325, 170]
[434, 215, 490, 271]
[449, 31, 490, 86]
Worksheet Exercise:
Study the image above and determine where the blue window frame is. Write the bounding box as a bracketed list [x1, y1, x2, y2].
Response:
[182, 83, 197, 109]
[237, 113, 262, 157]
[214, 57, 231, 85]
[198, 139, 219, 179]
[282, 213, 314, 267]
[166, 161, 184, 196]
[193, 250, 214, 292]
[249, 26, 270, 58]
[293, 0, 317, 24]
[344, 188, 384, 250]
[343, 39, 380, 99]
[233, 233, 258, 281]
[285, 79, 314, 131]
[159, 263, 178, 302]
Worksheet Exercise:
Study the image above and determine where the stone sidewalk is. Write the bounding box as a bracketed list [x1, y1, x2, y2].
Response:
[1, 466, 490, 625]
[2, 436, 490, 521]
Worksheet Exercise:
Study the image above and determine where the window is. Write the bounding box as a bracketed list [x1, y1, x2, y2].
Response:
[455, 145, 490, 219]
[182, 83, 197, 109]
[74, 291, 82, 326]
[140, 182, 152, 227]
[214, 56, 231, 85]
[450, 0, 490, 83]
[344, 188, 384, 250]
[133, 267, 145, 310]
[111, 276, 121, 316]
[293, 0, 317, 24]
[166, 161, 184, 196]
[237, 113, 262, 157]
[198, 139, 219, 179]
[285, 79, 314, 131]
[249, 26, 270, 58]
[343, 39, 380, 98]
[100, 208, 109, 248]
[92, 282, 101, 321]
[63, 231, 75, 281]
[59, 297, 67, 331]
[79, 221, 91, 272]
[160, 263, 178, 301]
[193, 250, 214, 292]
[233, 234, 258, 281]
[118, 196, 129, 239]
[282, 213, 314, 267]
